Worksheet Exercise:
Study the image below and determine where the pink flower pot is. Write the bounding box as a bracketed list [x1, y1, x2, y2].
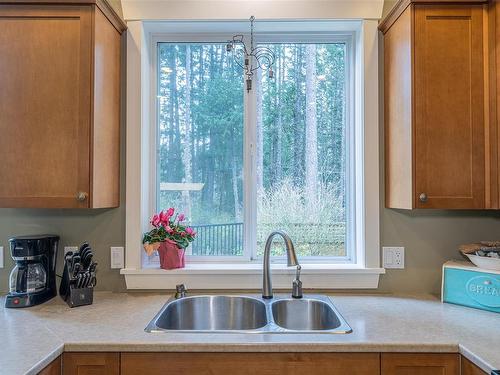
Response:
[158, 240, 185, 270]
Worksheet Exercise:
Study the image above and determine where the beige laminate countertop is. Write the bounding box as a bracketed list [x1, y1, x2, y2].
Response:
[0, 292, 499, 375]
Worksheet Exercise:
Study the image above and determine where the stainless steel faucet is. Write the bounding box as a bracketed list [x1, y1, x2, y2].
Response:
[262, 231, 302, 299]
[292, 265, 303, 299]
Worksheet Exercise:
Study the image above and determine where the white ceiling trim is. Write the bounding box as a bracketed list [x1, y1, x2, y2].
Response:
[121, 0, 385, 22]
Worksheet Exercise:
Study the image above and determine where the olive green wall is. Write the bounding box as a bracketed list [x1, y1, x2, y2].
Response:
[0, 207, 127, 293]
[1, 0, 499, 295]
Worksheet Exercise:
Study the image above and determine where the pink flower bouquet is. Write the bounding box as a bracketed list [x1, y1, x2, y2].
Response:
[143, 208, 196, 269]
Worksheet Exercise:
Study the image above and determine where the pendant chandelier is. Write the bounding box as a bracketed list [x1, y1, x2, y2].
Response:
[226, 16, 276, 92]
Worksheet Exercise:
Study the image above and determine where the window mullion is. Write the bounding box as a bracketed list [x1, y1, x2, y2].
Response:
[243, 52, 258, 261]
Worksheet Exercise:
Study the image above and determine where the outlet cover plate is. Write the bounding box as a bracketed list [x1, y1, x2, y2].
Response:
[383, 246, 405, 269]
[111, 246, 125, 269]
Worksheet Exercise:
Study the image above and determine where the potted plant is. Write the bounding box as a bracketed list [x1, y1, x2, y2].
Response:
[142, 208, 196, 270]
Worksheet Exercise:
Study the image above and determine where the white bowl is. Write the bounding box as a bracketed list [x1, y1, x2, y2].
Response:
[465, 254, 500, 271]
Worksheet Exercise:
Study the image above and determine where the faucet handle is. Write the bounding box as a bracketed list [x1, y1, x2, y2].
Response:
[292, 265, 303, 299]
[175, 284, 187, 299]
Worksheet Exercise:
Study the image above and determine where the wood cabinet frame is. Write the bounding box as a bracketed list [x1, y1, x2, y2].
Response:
[380, 0, 498, 209]
[57, 352, 489, 375]
[0, 0, 125, 208]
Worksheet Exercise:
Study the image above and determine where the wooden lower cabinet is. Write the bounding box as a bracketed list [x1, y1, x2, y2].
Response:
[381, 353, 460, 375]
[59, 352, 488, 375]
[62, 353, 119, 375]
[461, 357, 487, 375]
[38, 356, 61, 375]
[120, 353, 380, 375]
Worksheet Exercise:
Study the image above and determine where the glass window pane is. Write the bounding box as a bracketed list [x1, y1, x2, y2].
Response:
[256, 43, 348, 259]
[157, 43, 244, 257]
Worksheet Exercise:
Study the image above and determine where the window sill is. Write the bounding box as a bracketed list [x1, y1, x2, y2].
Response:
[120, 264, 385, 290]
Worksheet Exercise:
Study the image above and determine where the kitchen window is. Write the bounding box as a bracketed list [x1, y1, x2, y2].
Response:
[123, 20, 383, 289]
[152, 38, 352, 264]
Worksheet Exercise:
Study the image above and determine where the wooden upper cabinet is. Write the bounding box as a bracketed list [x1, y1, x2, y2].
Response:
[414, 5, 486, 209]
[0, 1, 125, 208]
[380, 0, 491, 209]
[381, 353, 460, 375]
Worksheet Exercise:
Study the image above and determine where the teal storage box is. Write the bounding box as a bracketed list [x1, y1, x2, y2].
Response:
[442, 261, 500, 313]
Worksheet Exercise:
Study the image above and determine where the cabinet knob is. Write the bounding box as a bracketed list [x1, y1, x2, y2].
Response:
[76, 192, 88, 202]
[419, 193, 428, 203]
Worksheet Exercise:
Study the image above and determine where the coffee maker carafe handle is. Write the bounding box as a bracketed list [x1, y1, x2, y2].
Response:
[15, 265, 27, 294]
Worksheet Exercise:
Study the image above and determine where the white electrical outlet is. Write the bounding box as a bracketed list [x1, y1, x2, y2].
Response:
[64, 246, 78, 256]
[383, 247, 405, 269]
[0, 246, 4, 268]
[111, 246, 124, 269]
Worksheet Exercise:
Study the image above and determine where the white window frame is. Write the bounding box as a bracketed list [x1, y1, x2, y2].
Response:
[149, 33, 355, 265]
[122, 19, 384, 290]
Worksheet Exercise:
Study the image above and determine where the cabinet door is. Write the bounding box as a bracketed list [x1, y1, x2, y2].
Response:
[414, 5, 486, 209]
[461, 356, 487, 375]
[381, 353, 459, 375]
[0, 5, 92, 208]
[121, 353, 380, 375]
[63, 353, 119, 375]
[38, 356, 61, 375]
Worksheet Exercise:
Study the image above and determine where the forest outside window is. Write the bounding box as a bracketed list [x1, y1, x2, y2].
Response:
[149, 35, 354, 265]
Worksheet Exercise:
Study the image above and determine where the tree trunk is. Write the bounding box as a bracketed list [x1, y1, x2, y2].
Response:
[181, 45, 193, 218]
[255, 67, 264, 194]
[271, 47, 283, 186]
[165, 48, 176, 185]
[276, 47, 284, 183]
[202, 46, 216, 210]
[231, 153, 240, 220]
[172, 47, 182, 184]
[305, 44, 318, 205]
[293, 46, 304, 186]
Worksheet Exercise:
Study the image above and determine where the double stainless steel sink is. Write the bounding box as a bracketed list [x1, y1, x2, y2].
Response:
[146, 232, 352, 334]
[145, 294, 352, 334]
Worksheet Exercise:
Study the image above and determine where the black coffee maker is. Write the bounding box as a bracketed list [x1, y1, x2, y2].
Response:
[5, 235, 59, 308]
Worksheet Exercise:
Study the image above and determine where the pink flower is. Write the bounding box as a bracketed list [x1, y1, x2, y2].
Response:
[186, 227, 195, 236]
[180, 232, 186, 237]
[178, 213, 185, 222]
[166, 207, 175, 217]
[159, 210, 170, 225]
[151, 214, 161, 227]
[165, 225, 173, 234]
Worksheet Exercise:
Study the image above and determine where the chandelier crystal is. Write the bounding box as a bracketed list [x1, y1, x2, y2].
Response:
[226, 16, 276, 92]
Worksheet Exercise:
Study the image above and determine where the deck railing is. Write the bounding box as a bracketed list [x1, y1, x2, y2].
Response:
[188, 222, 346, 257]
[190, 222, 244, 256]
